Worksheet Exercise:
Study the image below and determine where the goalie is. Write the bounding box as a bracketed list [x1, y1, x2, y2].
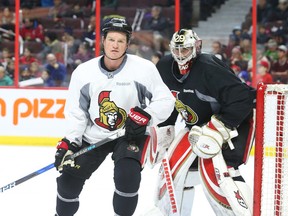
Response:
[145, 29, 256, 216]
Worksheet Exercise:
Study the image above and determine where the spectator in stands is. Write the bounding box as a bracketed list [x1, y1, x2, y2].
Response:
[231, 63, 251, 86]
[61, 27, 82, 64]
[20, 66, 34, 81]
[0, 47, 12, 69]
[211, 40, 227, 63]
[257, 23, 270, 44]
[256, 60, 274, 84]
[38, 31, 63, 63]
[267, 0, 288, 23]
[20, 18, 45, 42]
[232, 26, 243, 42]
[270, 29, 287, 48]
[225, 34, 240, 59]
[29, 61, 43, 78]
[141, 5, 171, 52]
[255, 0, 273, 24]
[82, 15, 96, 47]
[72, 42, 93, 66]
[240, 38, 252, 62]
[48, 0, 70, 19]
[41, 70, 55, 86]
[0, 65, 13, 86]
[248, 44, 271, 73]
[5, 58, 14, 80]
[43, 53, 67, 87]
[0, 7, 15, 27]
[65, 3, 85, 19]
[151, 51, 163, 65]
[271, 45, 288, 83]
[19, 47, 39, 65]
[264, 38, 279, 62]
[0, 7, 15, 41]
[229, 46, 245, 68]
[29, 61, 42, 77]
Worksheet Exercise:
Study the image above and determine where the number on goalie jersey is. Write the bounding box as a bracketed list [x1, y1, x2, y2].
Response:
[149, 29, 256, 216]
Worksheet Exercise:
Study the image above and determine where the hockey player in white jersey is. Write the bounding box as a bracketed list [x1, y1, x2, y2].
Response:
[144, 29, 256, 215]
[53, 17, 175, 216]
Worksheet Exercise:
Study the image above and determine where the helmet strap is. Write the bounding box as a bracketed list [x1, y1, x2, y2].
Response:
[103, 48, 127, 61]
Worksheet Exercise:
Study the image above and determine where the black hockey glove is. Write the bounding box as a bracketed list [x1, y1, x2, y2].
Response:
[54, 138, 80, 172]
[125, 106, 151, 141]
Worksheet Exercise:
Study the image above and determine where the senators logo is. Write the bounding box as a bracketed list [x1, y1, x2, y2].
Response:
[172, 91, 198, 125]
[94, 91, 127, 130]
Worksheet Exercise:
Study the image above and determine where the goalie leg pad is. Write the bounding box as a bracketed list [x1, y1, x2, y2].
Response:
[199, 154, 252, 216]
[156, 128, 198, 215]
[180, 169, 200, 215]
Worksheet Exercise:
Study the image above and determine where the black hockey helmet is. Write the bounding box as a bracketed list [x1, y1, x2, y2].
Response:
[102, 17, 132, 41]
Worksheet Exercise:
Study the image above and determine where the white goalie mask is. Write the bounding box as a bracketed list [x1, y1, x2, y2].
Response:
[170, 29, 202, 74]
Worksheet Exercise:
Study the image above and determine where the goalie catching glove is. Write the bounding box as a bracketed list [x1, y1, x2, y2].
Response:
[54, 138, 81, 172]
[188, 115, 238, 159]
[125, 106, 151, 141]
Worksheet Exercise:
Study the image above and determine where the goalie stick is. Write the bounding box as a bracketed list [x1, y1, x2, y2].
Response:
[0, 129, 125, 193]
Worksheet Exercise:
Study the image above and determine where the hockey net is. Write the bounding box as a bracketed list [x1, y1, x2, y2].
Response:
[254, 83, 288, 216]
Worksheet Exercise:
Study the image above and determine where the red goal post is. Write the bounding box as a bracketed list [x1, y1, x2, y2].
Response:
[254, 83, 288, 216]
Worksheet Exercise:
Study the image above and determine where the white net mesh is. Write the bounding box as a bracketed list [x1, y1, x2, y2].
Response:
[260, 84, 288, 216]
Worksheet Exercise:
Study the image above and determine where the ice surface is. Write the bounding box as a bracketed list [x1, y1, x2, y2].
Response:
[0, 145, 254, 216]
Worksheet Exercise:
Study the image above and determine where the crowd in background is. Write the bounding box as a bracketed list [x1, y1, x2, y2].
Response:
[210, 0, 288, 85]
[0, 0, 287, 87]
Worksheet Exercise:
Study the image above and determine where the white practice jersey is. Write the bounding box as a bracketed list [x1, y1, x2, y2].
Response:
[64, 54, 175, 146]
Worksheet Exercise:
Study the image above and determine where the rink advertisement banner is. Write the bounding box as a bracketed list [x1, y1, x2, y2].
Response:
[0, 88, 68, 146]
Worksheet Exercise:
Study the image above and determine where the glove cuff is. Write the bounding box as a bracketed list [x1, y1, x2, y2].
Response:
[56, 138, 80, 152]
[128, 106, 151, 126]
[209, 115, 238, 141]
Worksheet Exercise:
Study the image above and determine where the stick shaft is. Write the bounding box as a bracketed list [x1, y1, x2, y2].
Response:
[0, 129, 125, 193]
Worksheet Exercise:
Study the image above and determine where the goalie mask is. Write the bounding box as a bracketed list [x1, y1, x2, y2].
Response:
[170, 29, 202, 75]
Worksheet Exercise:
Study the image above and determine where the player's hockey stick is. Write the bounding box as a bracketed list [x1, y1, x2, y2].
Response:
[0, 129, 125, 193]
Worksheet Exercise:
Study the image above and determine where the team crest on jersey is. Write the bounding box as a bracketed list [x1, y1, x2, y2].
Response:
[127, 142, 139, 152]
[94, 91, 127, 131]
[171, 91, 198, 125]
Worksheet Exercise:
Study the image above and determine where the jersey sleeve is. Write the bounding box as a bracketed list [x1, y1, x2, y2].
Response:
[203, 56, 256, 128]
[143, 63, 176, 127]
[63, 65, 89, 145]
